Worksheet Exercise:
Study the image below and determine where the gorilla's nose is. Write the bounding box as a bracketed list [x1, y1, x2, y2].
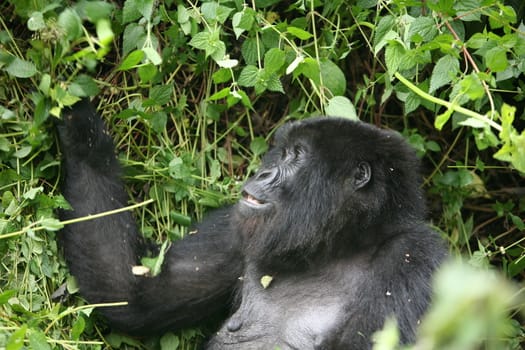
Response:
[226, 318, 243, 332]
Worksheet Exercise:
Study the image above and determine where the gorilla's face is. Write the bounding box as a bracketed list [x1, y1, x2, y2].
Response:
[234, 118, 380, 269]
[240, 135, 309, 215]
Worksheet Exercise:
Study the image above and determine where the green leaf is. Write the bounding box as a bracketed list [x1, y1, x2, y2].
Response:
[149, 84, 172, 105]
[434, 107, 453, 130]
[319, 59, 346, 96]
[28, 330, 51, 350]
[23, 186, 43, 200]
[140, 240, 169, 276]
[460, 73, 484, 100]
[138, 63, 157, 83]
[58, 8, 82, 40]
[238, 65, 259, 87]
[374, 15, 398, 54]
[485, 46, 508, 72]
[123, 0, 154, 23]
[287, 26, 313, 40]
[160, 333, 180, 350]
[209, 87, 231, 101]
[408, 16, 437, 42]
[454, 0, 482, 21]
[5, 57, 37, 78]
[265, 74, 284, 93]
[7, 325, 27, 350]
[143, 47, 162, 65]
[264, 48, 286, 74]
[0, 290, 16, 305]
[27, 11, 45, 31]
[384, 40, 405, 75]
[82, 1, 115, 23]
[201, 2, 233, 24]
[212, 68, 232, 84]
[40, 218, 64, 231]
[118, 50, 144, 71]
[325, 96, 357, 120]
[429, 55, 459, 93]
[69, 74, 100, 97]
[250, 137, 268, 156]
[122, 23, 146, 56]
[14, 145, 32, 158]
[71, 316, 86, 340]
[189, 29, 225, 60]
[96, 19, 114, 47]
[150, 111, 167, 134]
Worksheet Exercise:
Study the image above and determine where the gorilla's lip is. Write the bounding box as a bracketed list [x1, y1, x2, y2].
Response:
[241, 190, 267, 207]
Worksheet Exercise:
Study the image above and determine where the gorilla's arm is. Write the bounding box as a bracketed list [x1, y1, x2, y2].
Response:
[58, 100, 242, 334]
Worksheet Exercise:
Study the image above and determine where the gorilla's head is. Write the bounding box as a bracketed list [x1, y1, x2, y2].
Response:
[234, 117, 424, 271]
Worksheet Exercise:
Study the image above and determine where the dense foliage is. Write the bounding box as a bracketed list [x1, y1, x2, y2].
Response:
[0, 0, 524, 349]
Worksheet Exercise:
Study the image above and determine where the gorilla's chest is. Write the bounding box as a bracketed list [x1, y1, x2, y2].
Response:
[208, 266, 355, 349]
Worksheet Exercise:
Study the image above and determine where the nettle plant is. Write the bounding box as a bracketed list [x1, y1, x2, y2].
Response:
[373, 0, 525, 172]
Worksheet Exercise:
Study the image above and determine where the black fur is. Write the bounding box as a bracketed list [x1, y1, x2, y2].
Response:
[57, 100, 446, 349]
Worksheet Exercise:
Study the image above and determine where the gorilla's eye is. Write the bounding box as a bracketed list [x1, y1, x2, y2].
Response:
[281, 144, 304, 162]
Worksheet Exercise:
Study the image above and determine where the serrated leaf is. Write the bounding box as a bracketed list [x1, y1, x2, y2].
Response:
[485, 46, 508, 72]
[189, 29, 224, 60]
[265, 74, 284, 93]
[429, 55, 459, 93]
[149, 84, 172, 105]
[374, 15, 398, 54]
[454, 0, 482, 21]
[150, 111, 167, 133]
[408, 16, 437, 42]
[325, 96, 357, 120]
[460, 73, 484, 100]
[264, 48, 286, 74]
[238, 65, 259, 87]
[5, 57, 37, 78]
[384, 41, 405, 75]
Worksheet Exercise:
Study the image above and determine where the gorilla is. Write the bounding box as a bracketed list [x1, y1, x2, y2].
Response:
[57, 99, 446, 349]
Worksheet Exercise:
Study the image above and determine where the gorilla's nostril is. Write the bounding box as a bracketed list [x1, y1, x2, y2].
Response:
[226, 318, 243, 332]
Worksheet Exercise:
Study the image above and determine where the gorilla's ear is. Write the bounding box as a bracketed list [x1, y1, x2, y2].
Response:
[353, 161, 371, 190]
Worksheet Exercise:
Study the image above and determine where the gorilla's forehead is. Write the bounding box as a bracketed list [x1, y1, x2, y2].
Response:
[274, 117, 394, 151]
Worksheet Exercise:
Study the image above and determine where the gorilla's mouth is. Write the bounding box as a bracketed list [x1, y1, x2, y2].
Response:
[241, 191, 266, 206]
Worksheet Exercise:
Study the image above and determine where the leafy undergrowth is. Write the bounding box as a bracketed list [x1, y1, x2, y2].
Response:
[0, 0, 524, 349]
